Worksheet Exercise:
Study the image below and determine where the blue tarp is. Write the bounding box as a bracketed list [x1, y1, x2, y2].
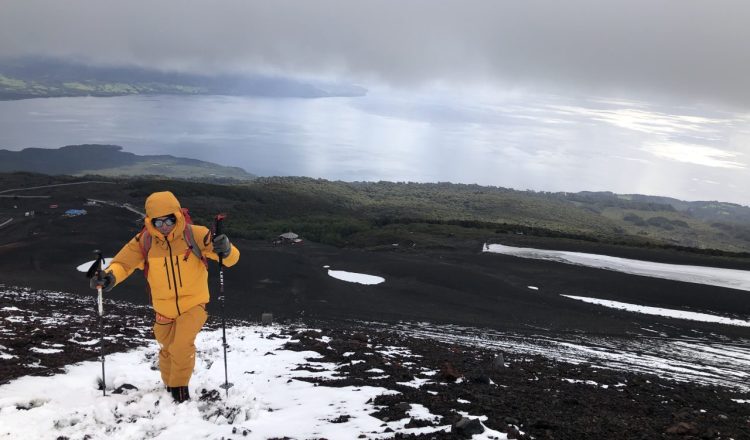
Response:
[64, 209, 87, 216]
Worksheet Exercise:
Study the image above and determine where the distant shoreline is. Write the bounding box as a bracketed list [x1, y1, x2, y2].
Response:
[0, 91, 366, 102]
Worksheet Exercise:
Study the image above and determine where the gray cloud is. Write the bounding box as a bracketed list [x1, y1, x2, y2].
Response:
[1, 0, 749, 108]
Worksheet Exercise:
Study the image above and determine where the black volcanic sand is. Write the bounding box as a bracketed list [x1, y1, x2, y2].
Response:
[1, 289, 749, 439]
[1, 199, 749, 341]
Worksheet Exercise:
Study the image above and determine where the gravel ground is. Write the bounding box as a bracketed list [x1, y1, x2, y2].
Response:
[2, 287, 749, 440]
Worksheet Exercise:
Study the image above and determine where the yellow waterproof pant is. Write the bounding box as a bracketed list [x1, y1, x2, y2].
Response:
[153, 304, 208, 387]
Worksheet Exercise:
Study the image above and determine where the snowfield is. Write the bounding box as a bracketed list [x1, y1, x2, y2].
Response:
[1, 324, 506, 440]
[562, 295, 750, 327]
[0, 287, 506, 440]
[483, 243, 750, 291]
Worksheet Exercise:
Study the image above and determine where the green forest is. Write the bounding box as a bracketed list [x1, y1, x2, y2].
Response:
[2, 172, 750, 256]
[54, 174, 750, 253]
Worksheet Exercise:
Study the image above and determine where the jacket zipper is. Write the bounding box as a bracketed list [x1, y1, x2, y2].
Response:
[175, 257, 183, 287]
[163, 258, 171, 290]
[166, 240, 181, 315]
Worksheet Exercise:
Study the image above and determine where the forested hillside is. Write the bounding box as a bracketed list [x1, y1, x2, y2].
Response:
[2, 172, 748, 255]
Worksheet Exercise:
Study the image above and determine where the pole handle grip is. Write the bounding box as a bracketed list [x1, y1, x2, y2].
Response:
[214, 214, 226, 236]
[214, 214, 227, 266]
[95, 251, 104, 282]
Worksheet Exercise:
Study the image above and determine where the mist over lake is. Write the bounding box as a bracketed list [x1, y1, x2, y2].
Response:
[0, 91, 747, 204]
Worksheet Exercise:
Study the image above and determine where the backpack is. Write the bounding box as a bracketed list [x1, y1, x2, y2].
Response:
[137, 208, 208, 286]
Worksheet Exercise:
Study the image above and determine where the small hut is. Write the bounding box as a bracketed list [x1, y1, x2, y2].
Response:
[274, 231, 303, 245]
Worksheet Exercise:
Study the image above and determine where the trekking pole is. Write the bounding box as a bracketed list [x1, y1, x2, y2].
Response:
[86, 250, 107, 396]
[214, 214, 233, 397]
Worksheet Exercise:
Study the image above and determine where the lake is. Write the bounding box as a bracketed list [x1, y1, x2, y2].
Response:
[0, 91, 744, 204]
[0, 92, 513, 182]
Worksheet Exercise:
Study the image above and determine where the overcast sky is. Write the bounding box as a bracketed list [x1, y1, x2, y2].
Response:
[1, 1, 749, 204]
[2, 0, 749, 108]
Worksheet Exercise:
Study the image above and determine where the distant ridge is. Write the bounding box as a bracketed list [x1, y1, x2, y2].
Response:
[0, 144, 255, 180]
[0, 57, 367, 100]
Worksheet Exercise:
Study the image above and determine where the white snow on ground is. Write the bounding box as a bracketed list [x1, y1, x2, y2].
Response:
[328, 269, 385, 285]
[562, 295, 750, 327]
[562, 378, 599, 386]
[0, 323, 506, 440]
[0, 345, 15, 359]
[29, 347, 64, 354]
[362, 321, 750, 392]
[483, 243, 750, 291]
[75, 258, 113, 273]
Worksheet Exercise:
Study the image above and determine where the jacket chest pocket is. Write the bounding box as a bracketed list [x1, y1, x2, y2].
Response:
[149, 255, 184, 294]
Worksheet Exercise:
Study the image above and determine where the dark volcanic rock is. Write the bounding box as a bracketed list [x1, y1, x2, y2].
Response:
[665, 421, 698, 435]
[438, 362, 461, 382]
[452, 417, 485, 438]
[112, 383, 138, 394]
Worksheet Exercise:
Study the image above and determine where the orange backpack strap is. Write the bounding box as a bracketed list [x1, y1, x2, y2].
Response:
[136, 227, 153, 301]
[137, 227, 152, 277]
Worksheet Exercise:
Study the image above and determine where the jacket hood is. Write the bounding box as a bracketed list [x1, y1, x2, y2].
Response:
[144, 191, 185, 240]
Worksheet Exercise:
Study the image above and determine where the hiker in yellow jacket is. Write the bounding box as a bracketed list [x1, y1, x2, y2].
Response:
[90, 191, 240, 402]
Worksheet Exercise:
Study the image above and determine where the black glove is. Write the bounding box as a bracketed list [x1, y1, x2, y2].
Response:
[89, 272, 116, 293]
[212, 234, 232, 258]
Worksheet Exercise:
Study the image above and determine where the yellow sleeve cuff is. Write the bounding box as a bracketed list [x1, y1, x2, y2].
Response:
[222, 245, 240, 267]
[108, 264, 129, 286]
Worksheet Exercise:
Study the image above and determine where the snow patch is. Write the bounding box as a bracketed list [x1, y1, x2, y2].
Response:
[397, 377, 432, 389]
[327, 270, 385, 285]
[484, 243, 750, 291]
[68, 338, 100, 346]
[562, 378, 599, 386]
[29, 347, 63, 354]
[562, 295, 750, 327]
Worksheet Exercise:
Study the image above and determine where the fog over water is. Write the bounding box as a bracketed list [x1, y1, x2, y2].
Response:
[0, 90, 748, 205]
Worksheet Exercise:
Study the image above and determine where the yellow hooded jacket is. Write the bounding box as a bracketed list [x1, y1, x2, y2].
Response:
[108, 191, 240, 318]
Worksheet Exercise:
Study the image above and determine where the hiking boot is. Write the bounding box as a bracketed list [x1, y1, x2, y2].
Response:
[171, 386, 190, 403]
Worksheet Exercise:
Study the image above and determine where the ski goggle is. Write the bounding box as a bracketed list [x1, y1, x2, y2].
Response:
[151, 215, 176, 228]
